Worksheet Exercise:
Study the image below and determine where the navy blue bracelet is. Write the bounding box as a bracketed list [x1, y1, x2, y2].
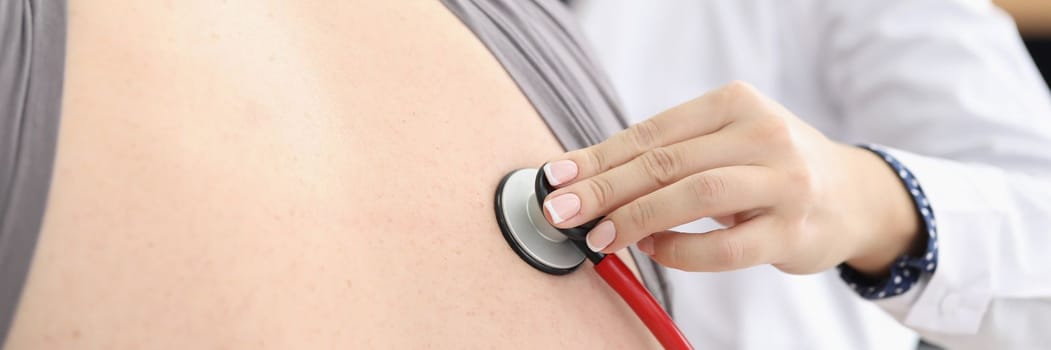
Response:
[837, 145, 939, 299]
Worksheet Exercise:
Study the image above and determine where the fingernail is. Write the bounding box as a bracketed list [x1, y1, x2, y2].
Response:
[543, 160, 578, 186]
[543, 193, 581, 224]
[637, 236, 654, 256]
[586, 221, 616, 252]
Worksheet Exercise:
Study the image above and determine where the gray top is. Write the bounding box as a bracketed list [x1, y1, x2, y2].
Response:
[440, 0, 671, 312]
[0, 0, 67, 346]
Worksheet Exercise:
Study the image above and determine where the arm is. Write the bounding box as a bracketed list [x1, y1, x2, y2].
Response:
[538, 0, 1050, 347]
[824, 0, 1051, 346]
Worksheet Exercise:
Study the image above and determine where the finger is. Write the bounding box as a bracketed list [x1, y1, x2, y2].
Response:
[551, 83, 757, 186]
[588, 166, 784, 253]
[544, 129, 761, 228]
[648, 216, 779, 272]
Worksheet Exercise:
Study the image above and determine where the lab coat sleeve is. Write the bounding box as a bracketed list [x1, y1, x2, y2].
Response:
[823, 0, 1051, 345]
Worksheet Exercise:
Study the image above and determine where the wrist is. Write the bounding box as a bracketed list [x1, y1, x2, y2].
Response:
[836, 144, 923, 277]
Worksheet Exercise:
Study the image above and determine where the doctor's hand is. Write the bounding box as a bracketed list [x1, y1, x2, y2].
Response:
[541, 81, 922, 276]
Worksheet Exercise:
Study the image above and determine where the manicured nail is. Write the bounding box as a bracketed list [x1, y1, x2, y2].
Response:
[543, 160, 578, 187]
[586, 221, 616, 252]
[637, 236, 654, 256]
[543, 193, 581, 224]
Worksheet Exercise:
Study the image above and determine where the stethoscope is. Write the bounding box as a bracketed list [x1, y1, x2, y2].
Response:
[495, 166, 693, 349]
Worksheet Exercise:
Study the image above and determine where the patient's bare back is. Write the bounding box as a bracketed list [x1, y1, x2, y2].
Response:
[6, 1, 653, 348]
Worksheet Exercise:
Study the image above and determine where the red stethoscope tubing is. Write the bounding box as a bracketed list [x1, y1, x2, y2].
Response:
[594, 254, 693, 350]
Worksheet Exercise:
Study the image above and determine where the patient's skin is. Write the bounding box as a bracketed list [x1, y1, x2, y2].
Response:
[5, 1, 654, 348]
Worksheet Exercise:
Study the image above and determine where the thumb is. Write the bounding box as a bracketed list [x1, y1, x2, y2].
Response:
[638, 218, 775, 272]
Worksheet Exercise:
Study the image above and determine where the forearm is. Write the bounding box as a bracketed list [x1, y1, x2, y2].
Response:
[870, 149, 1051, 343]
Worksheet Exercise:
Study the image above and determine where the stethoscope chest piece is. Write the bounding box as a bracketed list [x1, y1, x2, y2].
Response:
[495, 168, 585, 275]
[494, 168, 693, 349]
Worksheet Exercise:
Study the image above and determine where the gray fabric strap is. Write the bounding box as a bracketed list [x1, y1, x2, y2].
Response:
[440, 0, 671, 313]
[0, 0, 67, 346]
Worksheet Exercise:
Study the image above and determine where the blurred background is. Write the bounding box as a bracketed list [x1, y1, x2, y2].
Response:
[998, 0, 1051, 87]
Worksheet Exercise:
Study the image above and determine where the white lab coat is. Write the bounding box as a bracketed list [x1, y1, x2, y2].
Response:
[571, 1, 1051, 349]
